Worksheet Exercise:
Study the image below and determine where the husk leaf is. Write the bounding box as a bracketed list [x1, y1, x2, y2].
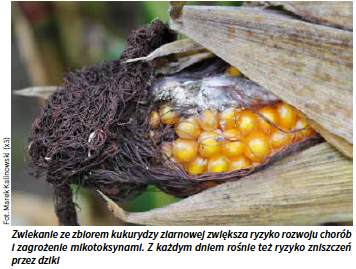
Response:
[169, 5, 353, 145]
[100, 143, 353, 226]
[125, 39, 205, 63]
[14, 86, 60, 99]
[298, 111, 353, 159]
[156, 51, 214, 75]
[245, 1, 353, 30]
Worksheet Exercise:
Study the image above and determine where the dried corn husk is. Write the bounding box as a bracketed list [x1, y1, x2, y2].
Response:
[298, 111, 353, 158]
[126, 39, 214, 75]
[156, 51, 214, 75]
[169, 4, 353, 148]
[125, 39, 205, 63]
[310, 120, 353, 159]
[245, 1, 353, 30]
[100, 142, 352, 226]
[14, 86, 60, 99]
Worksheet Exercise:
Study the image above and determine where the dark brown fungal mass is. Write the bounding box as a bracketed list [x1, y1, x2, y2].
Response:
[28, 20, 323, 226]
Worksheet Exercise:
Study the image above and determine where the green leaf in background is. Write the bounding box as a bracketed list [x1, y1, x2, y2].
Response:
[126, 186, 180, 213]
[141, 1, 243, 24]
[216, 1, 243, 7]
[141, 1, 170, 24]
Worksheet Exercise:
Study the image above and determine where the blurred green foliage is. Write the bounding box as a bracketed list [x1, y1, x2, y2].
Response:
[142, 1, 170, 24]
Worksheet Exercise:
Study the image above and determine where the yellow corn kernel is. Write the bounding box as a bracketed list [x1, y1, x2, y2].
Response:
[257, 106, 279, 134]
[223, 128, 241, 141]
[225, 66, 242, 76]
[198, 130, 222, 143]
[185, 156, 208, 174]
[237, 110, 258, 135]
[173, 138, 198, 163]
[159, 105, 179, 125]
[223, 141, 245, 158]
[219, 107, 238, 130]
[230, 155, 252, 171]
[270, 129, 292, 150]
[199, 137, 223, 158]
[208, 155, 230, 173]
[276, 102, 297, 129]
[292, 118, 314, 141]
[244, 131, 271, 162]
[149, 110, 160, 128]
[199, 110, 218, 131]
[175, 116, 201, 139]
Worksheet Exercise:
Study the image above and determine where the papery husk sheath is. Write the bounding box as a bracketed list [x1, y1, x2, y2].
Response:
[297, 111, 353, 159]
[126, 39, 205, 63]
[169, 4, 353, 147]
[245, 1, 353, 30]
[100, 143, 352, 226]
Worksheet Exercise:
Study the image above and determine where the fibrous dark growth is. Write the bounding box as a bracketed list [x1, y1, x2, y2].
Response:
[29, 20, 177, 225]
[29, 20, 322, 226]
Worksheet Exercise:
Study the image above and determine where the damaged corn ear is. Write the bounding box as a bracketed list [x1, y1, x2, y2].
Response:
[155, 101, 317, 175]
